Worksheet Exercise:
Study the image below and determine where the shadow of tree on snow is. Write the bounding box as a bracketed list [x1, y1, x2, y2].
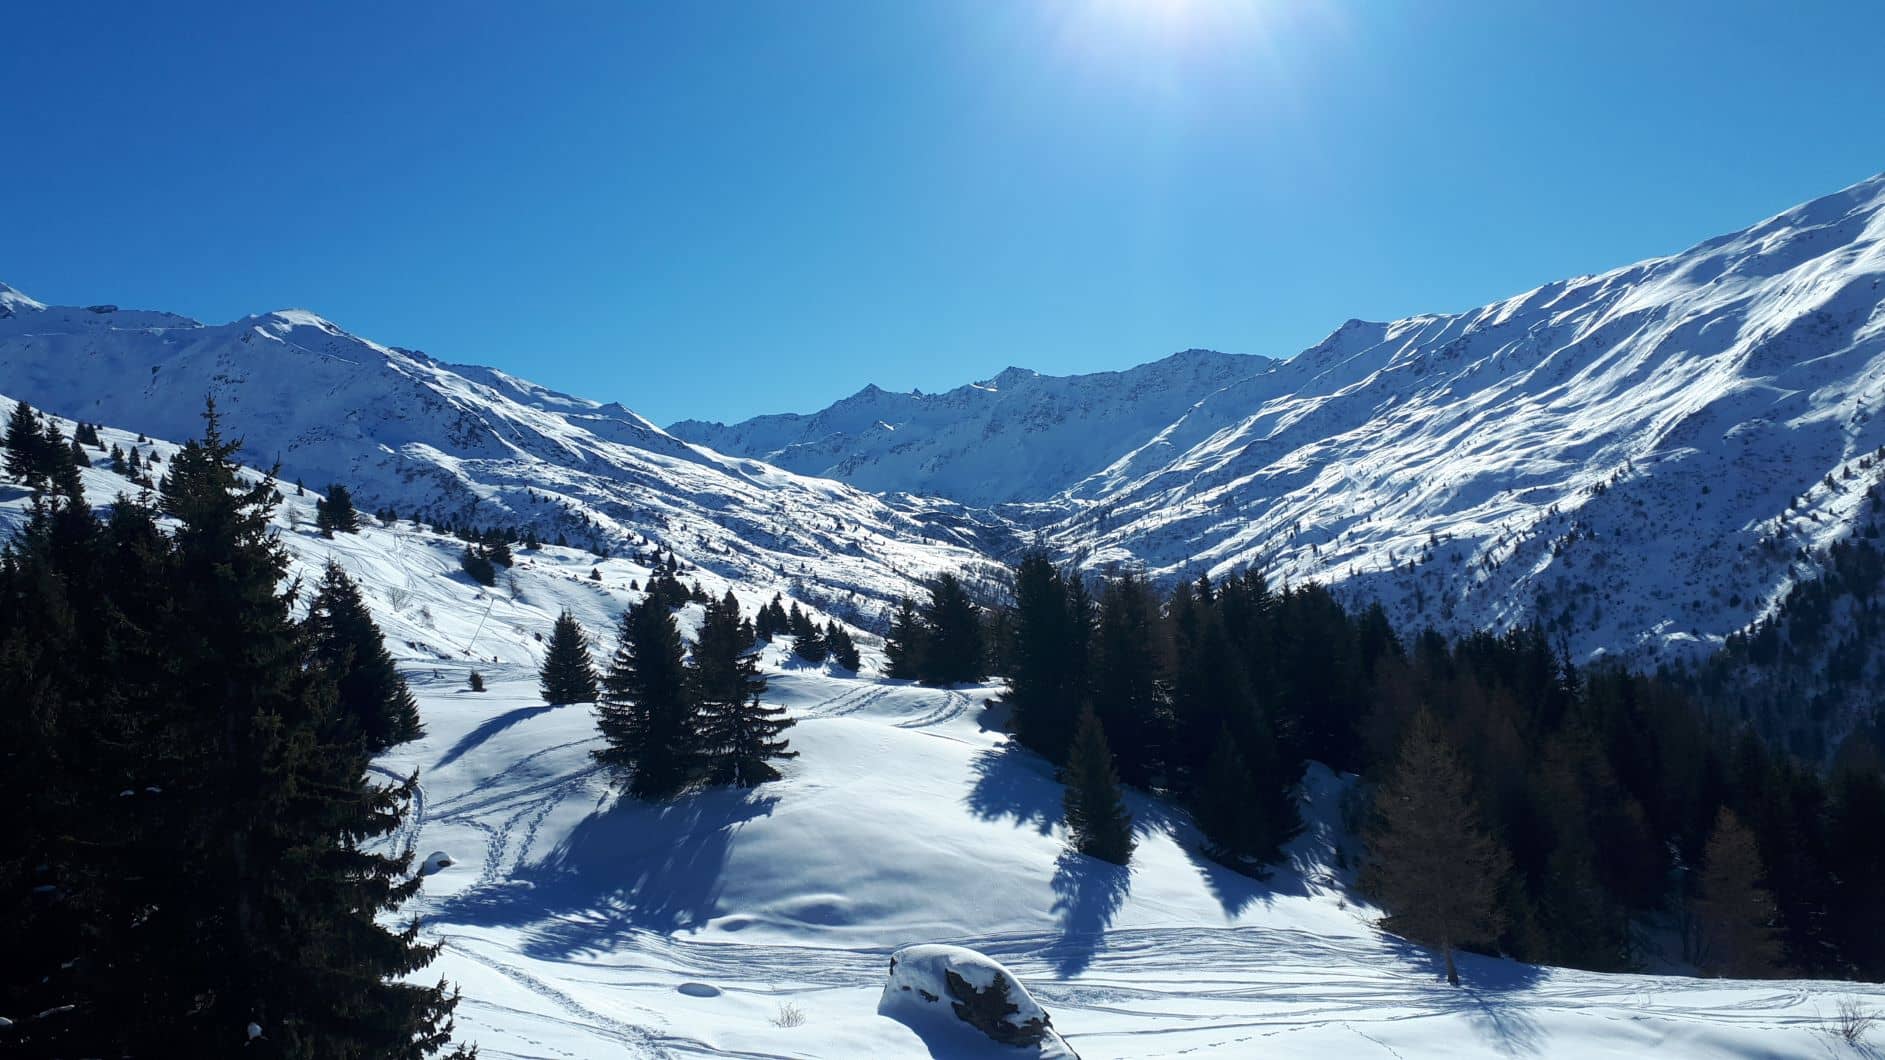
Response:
[432, 787, 778, 960]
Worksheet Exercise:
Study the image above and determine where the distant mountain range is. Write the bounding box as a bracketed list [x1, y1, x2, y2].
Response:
[5, 171, 1884, 683]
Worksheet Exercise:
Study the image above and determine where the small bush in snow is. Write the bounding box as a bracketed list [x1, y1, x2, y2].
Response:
[770, 1002, 806, 1028]
[1827, 996, 1877, 1046]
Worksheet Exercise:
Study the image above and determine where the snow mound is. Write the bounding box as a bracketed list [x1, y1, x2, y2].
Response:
[879, 944, 1075, 1057]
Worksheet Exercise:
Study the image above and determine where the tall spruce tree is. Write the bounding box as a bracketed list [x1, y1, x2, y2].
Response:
[1365, 709, 1510, 986]
[308, 561, 424, 751]
[1089, 572, 1165, 787]
[884, 596, 926, 679]
[539, 610, 599, 705]
[1696, 807, 1782, 977]
[0, 398, 475, 1055]
[3, 398, 43, 486]
[594, 598, 698, 799]
[823, 620, 861, 671]
[1008, 551, 1082, 763]
[316, 482, 361, 536]
[920, 572, 984, 685]
[1062, 706, 1135, 865]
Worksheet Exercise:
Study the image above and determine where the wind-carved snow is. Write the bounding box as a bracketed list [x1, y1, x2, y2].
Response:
[3, 411, 1879, 1057]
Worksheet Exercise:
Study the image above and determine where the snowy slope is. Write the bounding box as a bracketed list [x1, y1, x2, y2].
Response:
[669, 349, 1275, 506]
[0, 305, 996, 625]
[6, 408, 1878, 1058]
[1044, 172, 1885, 674]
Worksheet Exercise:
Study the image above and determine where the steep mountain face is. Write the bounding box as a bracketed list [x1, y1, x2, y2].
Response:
[1049, 173, 1885, 672]
[668, 348, 1274, 506]
[0, 302, 994, 623]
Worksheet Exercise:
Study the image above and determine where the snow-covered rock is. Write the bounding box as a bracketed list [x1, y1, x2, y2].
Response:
[879, 944, 1074, 1056]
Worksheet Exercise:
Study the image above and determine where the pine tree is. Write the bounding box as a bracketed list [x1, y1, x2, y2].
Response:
[4, 399, 44, 487]
[316, 482, 361, 535]
[1007, 551, 1083, 763]
[884, 596, 926, 679]
[1696, 807, 1782, 977]
[1365, 709, 1510, 986]
[824, 620, 861, 671]
[539, 610, 599, 705]
[460, 544, 496, 586]
[1062, 706, 1135, 865]
[468, 671, 485, 692]
[1089, 572, 1164, 787]
[68, 434, 88, 468]
[15, 397, 473, 1055]
[920, 572, 984, 685]
[1193, 734, 1259, 861]
[792, 609, 828, 663]
[308, 561, 424, 751]
[594, 598, 698, 799]
[706, 695, 798, 787]
[108, 442, 127, 473]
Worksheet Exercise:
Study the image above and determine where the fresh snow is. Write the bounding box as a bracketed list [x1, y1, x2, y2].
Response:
[4, 412, 1882, 1057]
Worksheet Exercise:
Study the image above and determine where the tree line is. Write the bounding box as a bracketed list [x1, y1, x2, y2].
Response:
[989, 552, 1885, 983]
[0, 402, 466, 1055]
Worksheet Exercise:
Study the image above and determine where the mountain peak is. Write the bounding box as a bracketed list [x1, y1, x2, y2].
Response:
[0, 281, 47, 316]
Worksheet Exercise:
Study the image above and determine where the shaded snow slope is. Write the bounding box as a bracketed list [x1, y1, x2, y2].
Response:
[3, 418, 1877, 1058]
[669, 349, 1276, 506]
[0, 307, 995, 624]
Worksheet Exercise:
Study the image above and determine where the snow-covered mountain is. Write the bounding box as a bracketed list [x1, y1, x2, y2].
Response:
[669, 349, 1275, 506]
[0, 297, 997, 624]
[1044, 172, 1885, 671]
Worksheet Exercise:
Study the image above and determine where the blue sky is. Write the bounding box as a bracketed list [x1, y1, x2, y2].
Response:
[4, 2, 1882, 425]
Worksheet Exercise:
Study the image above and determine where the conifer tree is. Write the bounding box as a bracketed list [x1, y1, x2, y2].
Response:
[706, 695, 798, 787]
[1007, 552, 1084, 762]
[1193, 734, 1260, 861]
[1696, 807, 1782, 977]
[460, 544, 496, 586]
[594, 598, 698, 798]
[316, 482, 361, 535]
[884, 596, 926, 679]
[792, 608, 828, 663]
[1089, 572, 1164, 786]
[308, 561, 424, 751]
[539, 610, 599, 705]
[1365, 709, 1510, 986]
[1, 397, 475, 1055]
[108, 442, 127, 473]
[4, 399, 43, 487]
[692, 592, 794, 786]
[1062, 706, 1135, 865]
[68, 434, 88, 468]
[824, 620, 861, 671]
[920, 572, 984, 685]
